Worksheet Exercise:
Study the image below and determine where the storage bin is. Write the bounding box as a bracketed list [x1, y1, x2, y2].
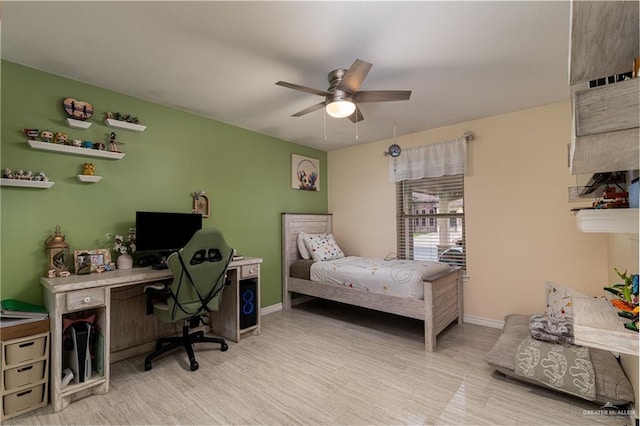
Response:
[4, 336, 47, 365]
[3, 360, 46, 391]
[2, 383, 45, 417]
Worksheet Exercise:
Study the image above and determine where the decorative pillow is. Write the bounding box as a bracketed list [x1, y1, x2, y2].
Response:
[545, 281, 588, 319]
[303, 233, 345, 262]
[297, 232, 325, 259]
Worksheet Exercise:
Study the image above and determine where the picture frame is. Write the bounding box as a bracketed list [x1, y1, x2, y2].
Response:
[74, 249, 111, 274]
[292, 154, 320, 191]
[193, 191, 210, 218]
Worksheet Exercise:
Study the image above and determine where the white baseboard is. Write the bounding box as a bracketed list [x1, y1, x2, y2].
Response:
[464, 314, 504, 329]
[260, 303, 282, 316]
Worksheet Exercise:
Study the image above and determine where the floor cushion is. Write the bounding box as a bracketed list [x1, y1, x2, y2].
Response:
[484, 314, 635, 405]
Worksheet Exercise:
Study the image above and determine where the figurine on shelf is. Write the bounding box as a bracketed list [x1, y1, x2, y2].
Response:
[82, 163, 95, 176]
[113, 112, 122, 121]
[82, 141, 93, 149]
[54, 132, 67, 145]
[93, 142, 105, 150]
[23, 128, 39, 139]
[40, 130, 53, 143]
[72, 139, 82, 147]
[34, 171, 49, 182]
[3, 168, 14, 179]
[109, 132, 119, 152]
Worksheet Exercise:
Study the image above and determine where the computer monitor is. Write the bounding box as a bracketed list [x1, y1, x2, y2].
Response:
[135, 211, 202, 255]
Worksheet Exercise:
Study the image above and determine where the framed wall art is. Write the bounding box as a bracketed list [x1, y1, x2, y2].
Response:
[291, 154, 319, 191]
[74, 249, 111, 274]
[192, 191, 210, 218]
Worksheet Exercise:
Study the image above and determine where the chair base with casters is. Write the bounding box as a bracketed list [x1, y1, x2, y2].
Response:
[144, 318, 228, 371]
[142, 227, 235, 372]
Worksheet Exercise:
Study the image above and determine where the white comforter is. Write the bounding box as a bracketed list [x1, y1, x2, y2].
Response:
[309, 256, 451, 300]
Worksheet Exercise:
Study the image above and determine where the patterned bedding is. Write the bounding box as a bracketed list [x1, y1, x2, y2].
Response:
[309, 256, 451, 300]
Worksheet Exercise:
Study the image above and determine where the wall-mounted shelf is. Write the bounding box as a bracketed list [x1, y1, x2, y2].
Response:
[1, 178, 54, 188]
[573, 296, 639, 356]
[576, 208, 639, 234]
[104, 119, 146, 132]
[77, 175, 102, 183]
[27, 140, 125, 160]
[65, 118, 92, 129]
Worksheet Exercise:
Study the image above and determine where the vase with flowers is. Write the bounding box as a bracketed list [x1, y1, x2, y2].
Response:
[106, 228, 136, 270]
[604, 268, 639, 332]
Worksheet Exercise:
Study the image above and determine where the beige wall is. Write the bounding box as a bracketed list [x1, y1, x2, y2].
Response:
[328, 101, 610, 322]
[608, 234, 639, 409]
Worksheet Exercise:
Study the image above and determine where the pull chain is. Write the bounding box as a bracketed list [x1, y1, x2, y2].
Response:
[323, 108, 327, 141]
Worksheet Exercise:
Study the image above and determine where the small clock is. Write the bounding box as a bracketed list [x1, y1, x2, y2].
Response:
[388, 144, 401, 158]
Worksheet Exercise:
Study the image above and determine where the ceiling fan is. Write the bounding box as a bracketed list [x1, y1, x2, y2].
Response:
[276, 59, 411, 123]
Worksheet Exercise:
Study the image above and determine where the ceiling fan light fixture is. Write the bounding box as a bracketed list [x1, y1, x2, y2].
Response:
[326, 100, 356, 118]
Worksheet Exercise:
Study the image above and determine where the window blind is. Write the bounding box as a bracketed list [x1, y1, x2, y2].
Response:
[396, 174, 466, 270]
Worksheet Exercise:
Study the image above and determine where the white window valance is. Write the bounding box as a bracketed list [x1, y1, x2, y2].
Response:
[389, 138, 467, 182]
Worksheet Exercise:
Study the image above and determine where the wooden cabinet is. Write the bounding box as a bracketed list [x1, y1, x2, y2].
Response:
[1, 331, 50, 421]
[568, 0, 640, 175]
[210, 261, 261, 342]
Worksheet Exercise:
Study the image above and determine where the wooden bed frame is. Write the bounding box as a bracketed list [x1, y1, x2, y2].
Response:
[281, 213, 463, 351]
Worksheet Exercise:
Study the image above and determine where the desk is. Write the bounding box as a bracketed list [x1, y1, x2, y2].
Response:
[40, 257, 262, 412]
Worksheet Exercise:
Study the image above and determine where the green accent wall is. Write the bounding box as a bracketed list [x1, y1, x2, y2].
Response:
[0, 61, 327, 307]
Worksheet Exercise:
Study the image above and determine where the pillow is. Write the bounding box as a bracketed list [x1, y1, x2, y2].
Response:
[545, 281, 588, 319]
[303, 233, 345, 262]
[297, 232, 325, 259]
[484, 314, 634, 405]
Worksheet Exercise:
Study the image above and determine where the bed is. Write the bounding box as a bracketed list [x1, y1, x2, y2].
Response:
[282, 213, 463, 351]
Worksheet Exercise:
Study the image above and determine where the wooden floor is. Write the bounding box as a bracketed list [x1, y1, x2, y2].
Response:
[7, 300, 631, 425]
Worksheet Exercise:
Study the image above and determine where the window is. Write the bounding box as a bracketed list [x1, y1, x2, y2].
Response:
[396, 174, 466, 270]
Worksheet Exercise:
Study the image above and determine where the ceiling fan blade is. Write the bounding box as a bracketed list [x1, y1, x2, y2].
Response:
[291, 101, 326, 117]
[346, 106, 364, 123]
[355, 90, 412, 103]
[275, 81, 331, 97]
[338, 59, 372, 93]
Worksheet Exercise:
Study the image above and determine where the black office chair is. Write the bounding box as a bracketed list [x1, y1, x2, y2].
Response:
[144, 228, 233, 371]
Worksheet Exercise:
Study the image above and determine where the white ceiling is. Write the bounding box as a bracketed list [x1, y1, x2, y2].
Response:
[1, 1, 571, 151]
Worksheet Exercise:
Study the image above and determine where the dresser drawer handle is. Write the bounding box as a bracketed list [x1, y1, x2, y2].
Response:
[17, 365, 33, 373]
[83, 296, 91, 303]
[18, 341, 35, 348]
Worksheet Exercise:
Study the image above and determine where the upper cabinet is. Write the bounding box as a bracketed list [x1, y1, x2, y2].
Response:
[569, 1, 638, 85]
[568, 1, 640, 175]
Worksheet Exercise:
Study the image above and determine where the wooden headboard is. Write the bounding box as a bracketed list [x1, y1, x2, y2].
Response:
[281, 213, 332, 275]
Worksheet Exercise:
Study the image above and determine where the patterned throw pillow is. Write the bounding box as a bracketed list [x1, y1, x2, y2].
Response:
[297, 232, 325, 260]
[303, 233, 345, 262]
[545, 281, 588, 318]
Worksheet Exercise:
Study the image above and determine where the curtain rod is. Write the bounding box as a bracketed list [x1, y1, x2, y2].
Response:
[384, 130, 474, 156]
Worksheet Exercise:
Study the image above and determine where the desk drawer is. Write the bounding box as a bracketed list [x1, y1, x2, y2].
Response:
[66, 288, 105, 311]
[4, 336, 47, 366]
[240, 264, 259, 278]
[4, 360, 46, 391]
[2, 383, 46, 418]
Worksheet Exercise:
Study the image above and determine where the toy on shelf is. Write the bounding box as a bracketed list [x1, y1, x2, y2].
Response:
[3, 168, 49, 182]
[40, 130, 53, 143]
[23, 128, 39, 139]
[106, 112, 139, 124]
[82, 163, 95, 176]
[54, 132, 67, 145]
